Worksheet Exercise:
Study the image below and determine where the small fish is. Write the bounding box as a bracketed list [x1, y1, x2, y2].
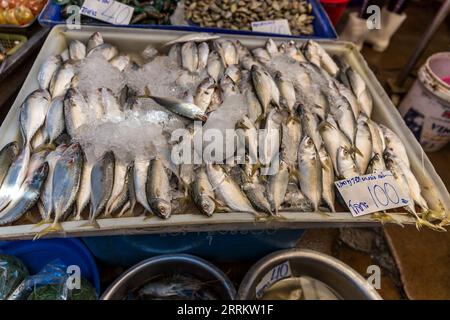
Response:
[265, 38, 279, 57]
[380, 124, 410, 168]
[259, 110, 281, 173]
[19, 89, 51, 147]
[207, 51, 224, 82]
[75, 157, 93, 220]
[220, 75, 238, 97]
[365, 116, 386, 169]
[163, 33, 220, 47]
[301, 108, 322, 151]
[303, 40, 339, 77]
[181, 42, 198, 73]
[215, 40, 238, 67]
[0, 142, 19, 188]
[366, 153, 385, 174]
[236, 116, 258, 163]
[168, 44, 182, 65]
[106, 159, 132, 216]
[234, 40, 252, 60]
[332, 99, 357, 145]
[244, 89, 263, 124]
[252, 48, 271, 64]
[240, 55, 260, 71]
[64, 88, 89, 137]
[241, 170, 272, 216]
[87, 32, 104, 52]
[285, 41, 306, 62]
[275, 72, 296, 113]
[355, 115, 372, 174]
[347, 68, 373, 117]
[147, 158, 172, 219]
[50, 62, 75, 98]
[224, 65, 241, 84]
[89, 151, 115, 223]
[149, 94, 207, 121]
[134, 158, 153, 214]
[110, 54, 130, 72]
[251, 65, 274, 115]
[194, 77, 215, 112]
[281, 117, 302, 167]
[37, 55, 62, 90]
[267, 160, 289, 215]
[318, 145, 335, 212]
[336, 146, 359, 179]
[43, 96, 65, 146]
[69, 40, 86, 61]
[192, 167, 215, 217]
[206, 164, 256, 214]
[0, 162, 48, 226]
[334, 80, 360, 119]
[86, 43, 119, 61]
[298, 136, 322, 211]
[197, 42, 209, 71]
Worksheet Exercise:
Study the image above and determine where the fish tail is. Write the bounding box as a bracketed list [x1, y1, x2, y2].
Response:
[34, 222, 64, 240]
[32, 219, 51, 229]
[415, 217, 446, 232]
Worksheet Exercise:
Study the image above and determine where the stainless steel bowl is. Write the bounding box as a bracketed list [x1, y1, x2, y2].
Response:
[237, 249, 382, 300]
[101, 254, 236, 300]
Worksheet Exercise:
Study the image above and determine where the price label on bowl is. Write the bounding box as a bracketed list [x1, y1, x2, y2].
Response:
[334, 171, 411, 217]
[255, 261, 292, 299]
[80, 0, 134, 25]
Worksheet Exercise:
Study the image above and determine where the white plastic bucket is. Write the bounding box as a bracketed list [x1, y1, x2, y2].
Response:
[399, 52, 450, 152]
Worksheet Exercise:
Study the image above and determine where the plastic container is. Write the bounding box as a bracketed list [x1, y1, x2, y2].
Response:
[0, 33, 27, 55]
[0, 238, 101, 294]
[237, 249, 382, 300]
[82, 229, 304, 266]
[399, 52, 450, 152]
[320, 0, 350, 26]
[38, 0, 337, 39]
[101, 254, 236, 300]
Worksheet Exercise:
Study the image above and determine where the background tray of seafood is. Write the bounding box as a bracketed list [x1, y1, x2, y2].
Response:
[0, 25, 448, 241]
[38, 0, 337, 39]
[0, 0, 47, 30]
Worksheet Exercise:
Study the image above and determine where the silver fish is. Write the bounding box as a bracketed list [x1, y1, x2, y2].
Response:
[252, 48, 271, 64]
[281, 117, 302, 167]
[298, 136, 322, 212]
[224, 65, 241, 84]
[0, 142, 19, 188]
[194, 77, 215, 112]
[319, 120, 353, 174]
[347, 68, 373, 116]
[31, 129, 46, 151]
[355, 115, 372, 174]
[39, 145, 67, 222]
[163, 33, 220, 47]
[240, 54, 260, 71]
[149, 95, 207, 121]
[241, 170, 272, 215]
[69, 40, 86, 61]
[110, 54, 130, 72]
[86, 43, 119, 61]
[0, 162, 48, 226]
[215, 40, 238, 67]
[285, 41, 306, 62]
[334, 80, 360, 119]
[365, 117, 386, 169]
[181, 42, 198, 73]
[134, 158, 153, 214]
[301, 108, 322, 151]
[244, 89, 263, 124]
[43, 96, 65, 146]
[168, 44, 182, 65]
[266, 38, 279, 57]
[106, 159, 131, 216]
[251, 65, 274, 115]
[37, 55, 62, 90]
[234, 40, 251, 60]
[206, 164, 256, 214]
[192, 167, 215, 217]
[303, 40, 339, 77]
[19, 89, 51, 147]
[220, 75, 238, 97]
[260, 109, 281, 173]
[75, 157, 93, 220]
[50, 63, 75, 98]
[275, 71, 296, 113]
[380, 124, 410, 168]
[89, 151, 115, 222]
[337, 146, 359, 179]
[0, 145, 31, 212]
[207, 51, 224, 82]
[64, 88, 89, 137]
[197, 42, 209, 71]
[332, 100, 357, 146]
[236, 116, 258, 163]
[366, 153, 385, 174]
[318, 145, 335, 212]
[147, 158, 171, 219]
[87, 32, 104, 52]
[267, 160, 289, 215]
[207, 87, 222, 113]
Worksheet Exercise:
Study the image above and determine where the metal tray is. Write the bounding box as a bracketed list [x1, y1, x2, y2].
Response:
[0, 25, 448, 240]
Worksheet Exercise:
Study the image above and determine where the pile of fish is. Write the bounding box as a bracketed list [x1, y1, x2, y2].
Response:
[0, 31, 443, 237]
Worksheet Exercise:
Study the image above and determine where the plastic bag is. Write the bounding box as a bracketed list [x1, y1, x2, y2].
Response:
[8, 260, 97, 300]
[0, 254, 29, 299]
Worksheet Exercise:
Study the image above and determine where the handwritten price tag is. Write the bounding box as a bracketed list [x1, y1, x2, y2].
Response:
[80, 0, 133, 25]
[334, 171, 411, 217]
[255, 261, 292, 299]
[251, 19, 291, 35]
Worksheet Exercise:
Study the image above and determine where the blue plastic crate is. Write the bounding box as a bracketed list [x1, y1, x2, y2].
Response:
[38, 0, 337, 39]
[82, 229, 305, 267]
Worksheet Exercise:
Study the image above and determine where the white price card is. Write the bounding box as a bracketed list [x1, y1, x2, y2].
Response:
[334, 171, 411, 217]
[255, 261, 292, 299]
[251, 19, 291, 35]
[80, 0, 134, 25]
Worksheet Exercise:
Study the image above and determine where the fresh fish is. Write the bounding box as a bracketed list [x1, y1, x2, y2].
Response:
[285, 41, 306, 62]
[0, 146, 30, 212]
[134, 158, 153, 214]
[215, 40, 238, 67]
[333, 101, 357, 145]
[75, 157, 93, 220]
[240, 54, 260, 71]
[191, 167, 215, 217]
[168, 44, 182, 65]
[336, 146, 359, 179]
[86, 43, 119, 61]
[224, 65, 241, 84]
[380, 124, 410, 168]
[194, 77, 215, 112]
[267, 160, 289, 215]
[366, 153, 385, 174]
[347, 68, 373, 116]
[244, 89, 263, 124]
[207, 87, 222, 113]
[37, 55, 61, 90]
[110, 54, 130, 72]
[39, 145, 67, 222]
[334, 80, 360, 119]
[281, 117, 302, 167]
[43, 96, 65, 146]
[149, 95, 207, 121]
[319, 120, 353, 174]
[241, 169, 272, 215]
[197, 42, 209, 71]
[19, 89, 51, 147]
[181, 42, 198, 73]
[0, 162, 48, 226]
[260, 109, 281, 173]
[301, 108, 322, 151]
[234, 40, 251, 60]
[163, 33, 220, 47]
[206, 164, 256, 214]
[318, 145, 335, 212]
[87, 32, 104, 52]
[220, 75, 238, 97]
[365, 116, 386, 169]
[207, 51, 223, 82]
[275, 72, 296, 113]
[252, 48, 271, 64]
[147, 158, 172, 219]
[303, 40, 339, 77]
[298, 136, 322, 211]
[69, 40, 86, 60]
[89, 151, 115, 223]
[251, 65, 274, 115]
[105, 158, 131, 216]
[31, 129, 46, 150]
[236, 116, 258, 163]
[355, 116, 372, 174]
[64, 88, 89, 137]
[0, 142, 19, 188]
[141, 44, 158, 61]
[265, 38, 279, 56]
[50, 63, 75, 98]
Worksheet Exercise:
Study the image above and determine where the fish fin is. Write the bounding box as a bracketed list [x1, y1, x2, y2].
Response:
[251, 162, 261, 176]
[32, 219, 50, 229]
[255, 113, 266, 124]
[34, 222, 64, 240]
[33, 143, 56, 153]
[372, 212, 404, 226]
[351, 145, 364, 157]
[80, 219, 100, 229]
